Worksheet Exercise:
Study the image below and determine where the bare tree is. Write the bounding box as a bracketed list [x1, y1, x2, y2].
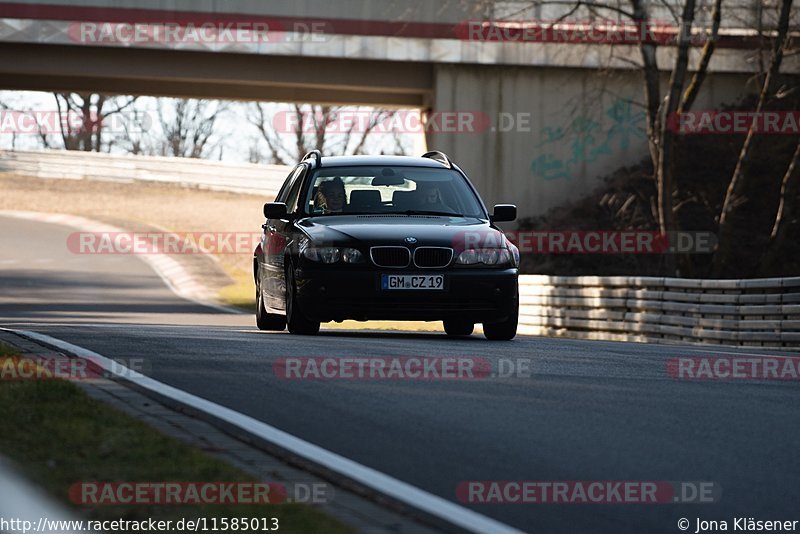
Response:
[1, 92, 138, 151]
[156, 99, 227, 159]
[0, 99, 18, 150]
[654, 0, 697, 260]
[53, 93, 137, 152]
[762, 140, 800, 271]
[469, 0, 792, 276]
[712, 0, 795, 275]
[248, 103, 404, 164]
[625, 0, 736, 276]
[117, 109, 153, 156]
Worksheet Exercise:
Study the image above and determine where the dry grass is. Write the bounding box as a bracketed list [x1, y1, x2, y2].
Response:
[0, 343, 351, 533]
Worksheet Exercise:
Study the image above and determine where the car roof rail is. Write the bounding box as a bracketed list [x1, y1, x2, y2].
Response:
[421, 150, 453, 169]
[302, 149, 323, 168]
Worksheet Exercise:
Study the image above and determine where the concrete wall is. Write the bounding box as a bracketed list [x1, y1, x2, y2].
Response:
[429, 64, 754, 220]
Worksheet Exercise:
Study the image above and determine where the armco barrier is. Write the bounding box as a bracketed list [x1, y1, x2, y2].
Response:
[518, 275, 800, 349]
[0, 149, 290, 198]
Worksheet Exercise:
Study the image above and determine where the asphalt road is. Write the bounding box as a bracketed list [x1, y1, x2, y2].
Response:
[2, 214, 799, 534]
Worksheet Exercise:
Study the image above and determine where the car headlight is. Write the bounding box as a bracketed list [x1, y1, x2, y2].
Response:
[303, 247, 363, 264]
[455, 248, 513, 266]
[341, 248, 363, 263]
[303, 247, 340, 263]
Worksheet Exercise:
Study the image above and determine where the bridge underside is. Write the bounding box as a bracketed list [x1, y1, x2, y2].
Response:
[0, 42, 769, 220]
[0, 43, 433, 107]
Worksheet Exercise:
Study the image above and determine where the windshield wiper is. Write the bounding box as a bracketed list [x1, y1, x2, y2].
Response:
[385, 210, 465, 217]
[311, 211, 373, 216]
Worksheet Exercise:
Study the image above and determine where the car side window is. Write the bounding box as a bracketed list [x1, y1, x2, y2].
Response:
[284, 166, 307, 214]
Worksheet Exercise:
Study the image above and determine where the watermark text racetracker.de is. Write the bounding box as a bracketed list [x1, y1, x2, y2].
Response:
[457, 480, 720, 504]
[69, 481, 331, 505]
[668, 356, 800, 381]
[70, 20, 330, 44]
[668, 111, 800, 135]
[68, 231, 262, 255]
[0, 516, 280, 533]
[272, 356, 534, 380]
[0, 354, 148, 381]
[272, 109, 493, 134]
[0, 110, 152, 135]
[456, 230, 716, 255]
[456, 19, 712, 46]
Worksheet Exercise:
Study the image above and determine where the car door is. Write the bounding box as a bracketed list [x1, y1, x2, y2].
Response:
[260, 164, 307, 312]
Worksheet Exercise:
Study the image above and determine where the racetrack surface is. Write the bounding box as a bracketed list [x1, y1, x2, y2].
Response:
[2, 214, 799, 533]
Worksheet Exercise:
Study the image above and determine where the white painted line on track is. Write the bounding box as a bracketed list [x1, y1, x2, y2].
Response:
[4, 327, 523, 534]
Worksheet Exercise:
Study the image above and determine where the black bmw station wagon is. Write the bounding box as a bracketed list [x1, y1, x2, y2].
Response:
[254, 151, 519, 340]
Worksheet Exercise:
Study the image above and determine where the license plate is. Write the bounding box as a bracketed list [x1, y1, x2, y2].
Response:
[381, 274, 444, 290]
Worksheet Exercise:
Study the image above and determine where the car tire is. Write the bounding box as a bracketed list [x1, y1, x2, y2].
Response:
[286, 268, 320, 335]
[483, 296, 518, 341]
[443, 319, 474, 337]
[255, 277, 286, 331]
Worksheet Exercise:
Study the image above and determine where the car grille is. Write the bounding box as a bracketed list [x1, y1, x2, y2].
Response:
[370, 246, 411, 268]
[413, 247, 454, 268]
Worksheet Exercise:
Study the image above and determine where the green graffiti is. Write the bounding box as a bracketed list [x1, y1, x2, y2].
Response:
[531, 99, 645, 181]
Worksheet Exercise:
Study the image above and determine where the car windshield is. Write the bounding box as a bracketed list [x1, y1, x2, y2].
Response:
[303, 166, 485, 218]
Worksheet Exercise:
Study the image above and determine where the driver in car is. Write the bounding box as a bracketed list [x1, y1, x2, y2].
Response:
[417, 182, 453, 213]
[315, 177, 346, 214]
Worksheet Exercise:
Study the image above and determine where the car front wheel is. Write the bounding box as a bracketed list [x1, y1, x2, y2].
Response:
[443, 319, 474, 337]
[482, 297, 518, 341]
[286, 268, 320, 335]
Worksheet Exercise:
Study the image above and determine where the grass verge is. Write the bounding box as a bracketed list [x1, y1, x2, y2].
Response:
[0, 343, 351, 533]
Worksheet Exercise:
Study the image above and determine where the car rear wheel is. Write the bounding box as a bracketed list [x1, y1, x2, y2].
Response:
[483, 297, 518, 341]
[255, 277, 286, 331]
[286, 268, 320, 335]
[443, 319, 474, 337]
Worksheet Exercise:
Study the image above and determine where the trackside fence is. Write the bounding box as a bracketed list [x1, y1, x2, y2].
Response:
[518, 275, 800, 349]
[0, 149, 288, 197]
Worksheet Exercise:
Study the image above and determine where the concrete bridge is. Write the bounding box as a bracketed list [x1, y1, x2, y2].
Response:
[1, 0, 795, 220]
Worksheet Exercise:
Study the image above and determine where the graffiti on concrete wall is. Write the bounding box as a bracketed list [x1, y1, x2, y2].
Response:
[530, 98, 645, 181]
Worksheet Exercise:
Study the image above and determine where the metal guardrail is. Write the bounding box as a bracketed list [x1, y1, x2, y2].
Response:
[0, 149, 290, 198]
[518, 275, 800, 348]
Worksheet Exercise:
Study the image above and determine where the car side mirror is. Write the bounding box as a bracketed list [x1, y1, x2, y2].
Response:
[490, 204, 516, 223]
[264, 202, 288, 219]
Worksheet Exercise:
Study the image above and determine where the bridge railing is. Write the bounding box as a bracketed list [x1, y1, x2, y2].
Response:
[518, 275, 800, 349]
[0, 149, 289, 198]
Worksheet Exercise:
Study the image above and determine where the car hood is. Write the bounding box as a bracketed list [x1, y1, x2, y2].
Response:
[297, 215, 504, 249]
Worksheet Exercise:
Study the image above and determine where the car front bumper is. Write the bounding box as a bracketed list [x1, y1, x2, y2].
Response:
[294, 266, 518, 323]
